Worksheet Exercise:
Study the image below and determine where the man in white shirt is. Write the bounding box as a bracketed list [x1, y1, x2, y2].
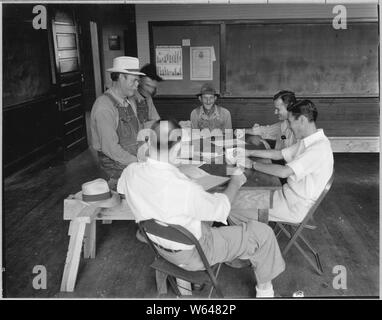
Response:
[118, 120, 285, 298]
[232, 100, 334, 224]
[245, 90, 297, 150]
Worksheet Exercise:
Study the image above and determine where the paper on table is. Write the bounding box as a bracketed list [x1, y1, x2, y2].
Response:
[196, 175, 230, 191]
[193, 151, 224, 161]
[178, 164, 209, 179]
[178, 164, 230, 191]
[212, 138, 246, 148]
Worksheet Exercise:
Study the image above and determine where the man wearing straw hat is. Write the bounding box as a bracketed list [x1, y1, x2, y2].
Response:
[91, 56, 154, 189]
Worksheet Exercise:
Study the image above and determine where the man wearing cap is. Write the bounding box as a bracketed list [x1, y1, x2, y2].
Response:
[90, 56, 147, 189]
[133, 63, 162, 129]
[190, 83, 232, 131]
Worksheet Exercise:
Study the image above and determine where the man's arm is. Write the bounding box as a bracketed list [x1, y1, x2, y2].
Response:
[188, 172, 246, 223]
[190, 109, 199, 129]
[94, 108, 137, 165]
[146, 95, 161, 127]
[222, 172, 247, 203]
[252, 161, 294, 179]
[246, 148, 284, 160]
[225, 110, 232, 130]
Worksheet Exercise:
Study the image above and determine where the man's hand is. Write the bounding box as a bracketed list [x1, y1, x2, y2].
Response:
[236, 156, 253, 170]
[230, 169, 247, 187]
[247, 135, 263, 146]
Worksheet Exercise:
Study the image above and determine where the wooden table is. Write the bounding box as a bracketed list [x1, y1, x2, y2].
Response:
[61, 137, 281, 292]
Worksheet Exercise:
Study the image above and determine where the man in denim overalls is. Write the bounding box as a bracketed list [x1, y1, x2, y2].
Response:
[134, 63, 163, 130]
[90, 57, 150, 189]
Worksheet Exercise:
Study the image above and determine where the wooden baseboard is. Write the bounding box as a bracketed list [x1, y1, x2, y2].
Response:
[329, 137, 380, 152]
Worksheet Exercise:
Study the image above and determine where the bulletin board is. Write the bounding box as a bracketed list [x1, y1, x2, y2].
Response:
[149, 23, 220, 96]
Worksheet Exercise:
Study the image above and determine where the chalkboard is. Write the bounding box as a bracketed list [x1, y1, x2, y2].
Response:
[3, 21, 52, 107]
[151, 24, 220, 96]
[225, 22, 379, 97]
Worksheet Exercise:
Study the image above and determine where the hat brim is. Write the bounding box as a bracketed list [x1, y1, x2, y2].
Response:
[76, 190, 121, 208]
[196, 93, 220, 97]
[106, 68, 145, 76]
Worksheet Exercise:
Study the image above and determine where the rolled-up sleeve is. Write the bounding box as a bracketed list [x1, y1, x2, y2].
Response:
[187, 183, 231, 223]
[281, 142, 299, 163]
[285, 145, 323, 181]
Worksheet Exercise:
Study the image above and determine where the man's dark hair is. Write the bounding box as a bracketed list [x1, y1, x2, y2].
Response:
[140, 63, 163, 82]
[288, 99, 318, 123]
[151, 119, 181, 152]
[273, 90, 296, 109]
[110, 72, 120, 82]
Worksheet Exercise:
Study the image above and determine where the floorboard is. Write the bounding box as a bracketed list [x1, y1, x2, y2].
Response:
[3, 150, 379, 298]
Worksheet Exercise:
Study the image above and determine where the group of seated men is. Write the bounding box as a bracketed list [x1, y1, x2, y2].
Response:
[90, 56, 334, 297]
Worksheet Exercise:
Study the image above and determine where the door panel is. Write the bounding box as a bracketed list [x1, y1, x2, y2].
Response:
[51, 7, 87, 160]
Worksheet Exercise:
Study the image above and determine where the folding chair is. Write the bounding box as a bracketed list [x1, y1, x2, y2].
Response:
[274, 172, 335, 275]
[139, 219, 224, 298]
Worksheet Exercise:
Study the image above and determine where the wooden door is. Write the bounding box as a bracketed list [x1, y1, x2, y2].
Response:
[51, 8, 87, 160]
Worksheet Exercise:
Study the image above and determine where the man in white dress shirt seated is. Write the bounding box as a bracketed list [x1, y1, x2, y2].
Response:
[232, 99, 334, 224]
[117, 120, 285, 298]
[244, 90, 297, 151]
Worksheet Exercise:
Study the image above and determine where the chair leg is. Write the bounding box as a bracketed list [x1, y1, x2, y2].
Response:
[208, 263, 223, 298]
[292, 240, 323, 275]
[278, 224, 324, 275]
[155, 270, 168, 295]
[298, 234, 324, 274]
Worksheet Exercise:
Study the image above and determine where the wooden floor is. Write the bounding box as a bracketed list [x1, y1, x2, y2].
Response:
[3, 150, 379, 298]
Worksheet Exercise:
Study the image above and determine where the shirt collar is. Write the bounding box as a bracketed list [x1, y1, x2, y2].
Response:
[108, 88, 130, 107]
[303, 129, 325, 147]
[199, 105, 219, 119]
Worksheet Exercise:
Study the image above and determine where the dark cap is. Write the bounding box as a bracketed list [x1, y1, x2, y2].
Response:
[196, 83, 220, 97]
[139, 63, 163, 82]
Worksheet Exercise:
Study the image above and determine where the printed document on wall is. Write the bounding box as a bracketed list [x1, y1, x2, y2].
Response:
[156, 46, 183, 80]
[190, 46, 214, 81]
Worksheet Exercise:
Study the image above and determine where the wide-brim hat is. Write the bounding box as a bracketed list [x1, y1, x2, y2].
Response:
[77, 178, 121, 208]
[196, 83, 220, 97]
[107, 56, 146, 76]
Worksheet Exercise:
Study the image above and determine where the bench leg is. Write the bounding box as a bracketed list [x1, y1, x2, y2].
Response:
[83, 220, 96, 259]
[60, 221, 86, 292]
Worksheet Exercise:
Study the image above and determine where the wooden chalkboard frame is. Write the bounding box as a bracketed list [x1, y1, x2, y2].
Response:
[149, 18, 379, 98]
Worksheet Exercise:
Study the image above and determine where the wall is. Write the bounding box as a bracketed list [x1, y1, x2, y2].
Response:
[136, 3, 378, 64]
[101, 23, 126, 90]
[98, 5, 136, 91]
[136, 3, 379, 151]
